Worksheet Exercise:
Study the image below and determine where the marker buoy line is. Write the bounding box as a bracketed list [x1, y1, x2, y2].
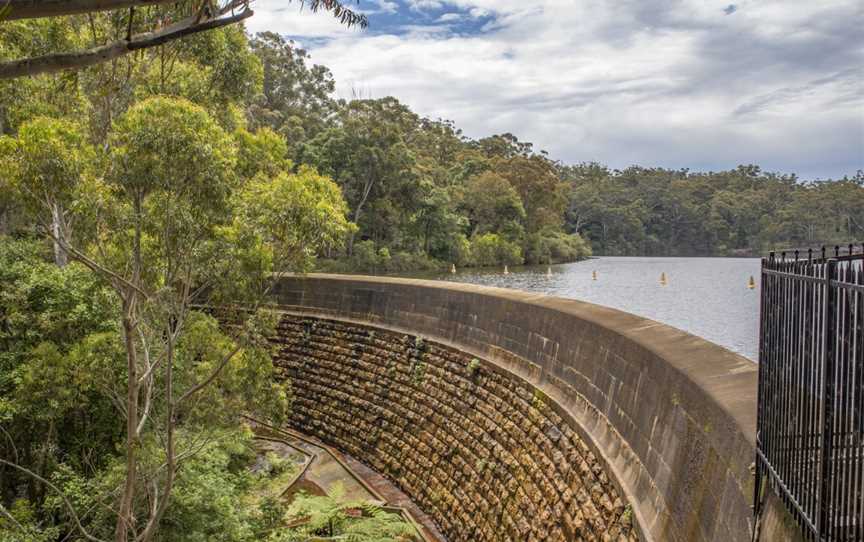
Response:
[547, 266, 552, 277]
[503, 265, 509, 275]
[451, 263, 456, 274]
[748, 276, 756, 289]
[660, 272, 668, 286]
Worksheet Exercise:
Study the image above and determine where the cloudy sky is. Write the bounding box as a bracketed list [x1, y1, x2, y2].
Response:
[247, 0, 864, 180]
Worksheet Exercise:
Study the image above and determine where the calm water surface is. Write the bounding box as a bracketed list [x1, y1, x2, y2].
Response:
[406, 257, 761, 361]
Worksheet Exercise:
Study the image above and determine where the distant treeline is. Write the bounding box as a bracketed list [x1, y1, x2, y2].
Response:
[561, 164, 864, 257]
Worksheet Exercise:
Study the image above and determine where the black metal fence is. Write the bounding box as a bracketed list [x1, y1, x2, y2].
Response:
[755, 244, 863, 541]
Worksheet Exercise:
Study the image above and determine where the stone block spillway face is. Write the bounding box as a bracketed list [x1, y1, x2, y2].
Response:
[267, 275, 804, 542]
[272, 314, 638, 542]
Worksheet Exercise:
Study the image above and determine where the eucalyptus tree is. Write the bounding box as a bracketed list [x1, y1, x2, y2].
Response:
[106, 96, 349, 542]
[493, 154, 568, 237]
[234, 126, 292, 181]
[1, 96, 353, 542]
[300, 98, 419, 254]
[1, 117, 95, 266]
[248, 32, 338, 158]
[458, 171, 525, 239]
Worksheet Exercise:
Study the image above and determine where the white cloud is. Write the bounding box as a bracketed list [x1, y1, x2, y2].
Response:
[247, 0, 864, 179]
[436, 12, 462, 22]
[406, 0, 444, 12]
[375, 0, 399, 14]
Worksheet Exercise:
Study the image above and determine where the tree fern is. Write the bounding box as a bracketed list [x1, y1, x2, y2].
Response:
[273, 482, 417, 541]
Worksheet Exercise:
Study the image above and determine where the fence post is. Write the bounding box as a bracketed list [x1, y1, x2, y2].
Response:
[818, 258, 837, 539]
[753, 257, 768, 535]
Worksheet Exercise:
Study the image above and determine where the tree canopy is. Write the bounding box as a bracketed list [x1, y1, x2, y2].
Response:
[0, 0, 365, 79]
[0, 23, 355, 538]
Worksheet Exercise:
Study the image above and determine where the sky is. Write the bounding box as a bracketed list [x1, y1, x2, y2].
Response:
[247, 0, 864, 180]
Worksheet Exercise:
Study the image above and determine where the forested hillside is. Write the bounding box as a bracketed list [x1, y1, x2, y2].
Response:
[0, 25, 590, 275]
[563, 163, 864, 257]
[3, 23, 861, 270]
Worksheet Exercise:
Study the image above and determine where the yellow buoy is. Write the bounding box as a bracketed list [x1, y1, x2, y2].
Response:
[592, 270, 597, 281]
[451, 263, 456, 274]
[503, 265, 509, 275]
[748, 276, 756, 289]
[660, 272, 668, 286]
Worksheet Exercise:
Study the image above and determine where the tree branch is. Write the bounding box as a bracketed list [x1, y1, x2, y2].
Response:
[3, 0, 174, 20]
[136, 363, 154, 437]
[0, 7, 253, 79]
[42, 225, 150, 299]
[0, 502, 24, 532]
[176, 343, 242, 405]
[0, 459, 109, 542]
[0, 423, 19, 464]
[135, 326, 177, 542]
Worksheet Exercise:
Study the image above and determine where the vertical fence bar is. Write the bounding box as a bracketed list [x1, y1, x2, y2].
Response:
[840, 262, 852, 541]
[755, 257, 767, 522]
[834, 262, 846, 542]
[808, 261, 819, 529]
[852, 261, 860, 540]
[853, 260, 860, 541]
[819, 258, 838, 540]
[777, 262, 793, 492]
[810, 258, 822, 539]
[800, 258, 809, 533]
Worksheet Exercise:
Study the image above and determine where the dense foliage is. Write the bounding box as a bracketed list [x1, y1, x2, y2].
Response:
[0, 15, 356, 542]
[0, 22, 591, 273]
[0, 7, 860, 542]
[562, 163, 864, 256]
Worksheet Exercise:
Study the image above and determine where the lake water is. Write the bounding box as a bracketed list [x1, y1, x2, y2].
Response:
[407, 257, 762, 361]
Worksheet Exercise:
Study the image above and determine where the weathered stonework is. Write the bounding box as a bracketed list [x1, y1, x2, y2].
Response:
[273, 315, 638, 542]
[268, 274, 804, 542]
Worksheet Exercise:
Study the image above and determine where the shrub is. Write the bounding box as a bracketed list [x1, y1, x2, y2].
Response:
[387, 251, 442, 272]
[524, 231, 592, 264]
[321, 244, 446, 274]
[263, 451, 293, 477]
[548, 232, 592, 262]
[351, 240, 379, 272]
[449, 233, 472, 267]
[376, 247, 391, 268]
[469, 233, 523, 266]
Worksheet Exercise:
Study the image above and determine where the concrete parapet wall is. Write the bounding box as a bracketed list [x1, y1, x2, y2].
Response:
[270, 274, 799, 542]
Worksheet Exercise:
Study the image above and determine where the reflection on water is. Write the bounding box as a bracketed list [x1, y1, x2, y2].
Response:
[406, 257, 761, 361]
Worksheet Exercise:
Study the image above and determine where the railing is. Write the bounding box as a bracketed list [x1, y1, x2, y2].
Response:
[755, 244, 864, 541]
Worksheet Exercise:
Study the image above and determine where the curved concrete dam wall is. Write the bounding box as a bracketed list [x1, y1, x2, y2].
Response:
[269, 274, 799, 542]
